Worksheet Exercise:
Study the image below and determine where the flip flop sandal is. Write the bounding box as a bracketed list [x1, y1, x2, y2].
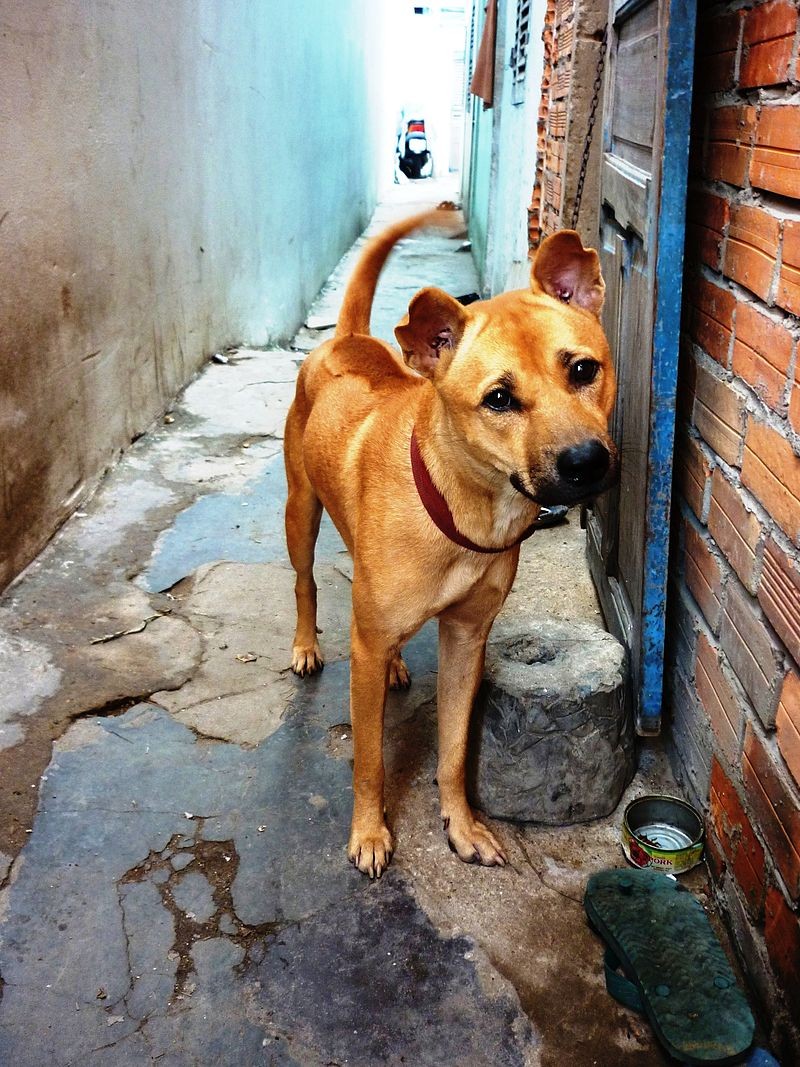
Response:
[584, 868, 757, 1065]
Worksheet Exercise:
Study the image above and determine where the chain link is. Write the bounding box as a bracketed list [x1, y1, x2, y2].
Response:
[570, 25, 608, 230]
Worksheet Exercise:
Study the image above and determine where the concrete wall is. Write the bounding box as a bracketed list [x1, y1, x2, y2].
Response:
[0, 0, 382, 590]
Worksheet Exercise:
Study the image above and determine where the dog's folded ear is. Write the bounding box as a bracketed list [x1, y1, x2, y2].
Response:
[395, 288, 468, 379]
[530, 230, 605, 317]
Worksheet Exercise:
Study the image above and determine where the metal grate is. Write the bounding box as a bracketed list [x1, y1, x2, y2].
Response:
[510, 0, 531, 105]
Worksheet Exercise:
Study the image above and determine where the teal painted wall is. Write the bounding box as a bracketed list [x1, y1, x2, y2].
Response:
[467, 101, 494, 284]
[0, 0, 383, 587]
[464, 0, 494, 283]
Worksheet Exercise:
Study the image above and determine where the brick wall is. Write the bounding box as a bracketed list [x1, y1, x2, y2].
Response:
[529, 0, 564, 244]
[528, 0, 604, 246]
[668, 1, 800, 1055]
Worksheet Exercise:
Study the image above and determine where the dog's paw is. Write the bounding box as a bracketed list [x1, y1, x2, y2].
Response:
[291, 642, 324, 677]
[348, 823, 394, 879]
[444, 812, 507, 867]
[388, 654, 411, 690]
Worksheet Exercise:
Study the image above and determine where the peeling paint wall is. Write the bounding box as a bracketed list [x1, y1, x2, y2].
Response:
[0, 0, 382, 590]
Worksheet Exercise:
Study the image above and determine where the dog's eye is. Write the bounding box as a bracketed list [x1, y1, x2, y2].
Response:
[482, 387, 514, 411]
[570, 359, 600, 386]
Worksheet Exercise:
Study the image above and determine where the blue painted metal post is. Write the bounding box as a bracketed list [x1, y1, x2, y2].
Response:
[639, 0, 697, 735]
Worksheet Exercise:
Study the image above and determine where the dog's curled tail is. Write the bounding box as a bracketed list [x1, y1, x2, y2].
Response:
[335, 207, 458, 339]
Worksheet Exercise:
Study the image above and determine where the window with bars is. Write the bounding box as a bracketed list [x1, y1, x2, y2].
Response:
[510, 0, 531, 105]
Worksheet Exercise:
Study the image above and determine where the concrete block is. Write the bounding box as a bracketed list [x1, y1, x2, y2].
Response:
[468, 621, 632, 824]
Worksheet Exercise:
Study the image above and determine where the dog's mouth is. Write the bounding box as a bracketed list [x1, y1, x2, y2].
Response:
[509, 472, 539, 502]
[510, 457, 619, 507]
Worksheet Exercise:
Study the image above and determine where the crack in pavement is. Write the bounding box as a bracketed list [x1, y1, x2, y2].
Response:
[117, 829, 281, 1004]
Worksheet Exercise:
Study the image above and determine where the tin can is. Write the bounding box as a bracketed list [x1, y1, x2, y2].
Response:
[622, 795, 704, 874]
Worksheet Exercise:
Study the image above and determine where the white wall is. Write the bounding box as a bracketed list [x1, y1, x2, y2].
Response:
[0, 0, 384, 588]
[476, 0, 547, 294]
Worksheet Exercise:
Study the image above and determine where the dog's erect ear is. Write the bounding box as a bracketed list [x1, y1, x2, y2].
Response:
[395, 287, 468, 379]
[530, 230, 605, 317]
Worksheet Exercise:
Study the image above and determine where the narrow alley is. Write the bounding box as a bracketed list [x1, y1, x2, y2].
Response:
[1, 182, 699, 1066]
[3, 1, 800, 1064]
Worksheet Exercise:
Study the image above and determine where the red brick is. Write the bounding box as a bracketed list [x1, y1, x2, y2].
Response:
[688, 276, 735, 366]
[720, 578, 787, 727]
[549, 102, 566, 137]
[698, 51, 737, 95]
[708, 470, 763, 592]
[699, 7, 742, 55]
[676, 432, 712, 522]
[777, 219, 800, 316]
[553, 66, 571, 101]
[697, 634, 746, 764]
[710, 757, 767, 918]
[744, 0, 798, 44]
[743, 722, 800, 898]
[696, 6, 740, 91]
[751, 106, 800, 199]
[724, 204, 780, 303]
[741, 419, 800, 545]
[685, 521, 726, 632]
[678, 336, 698, 422]
[741, 1, 798, 89]
[705, 827, 726, 882]
[776, 669, 800, 788]
[687, 191, 730, 272]
[692, 364, 746, 466]
[764, 886, 800, 1011]
[759, 537, 800, 665]
[705, 106, 757, 187]
[732, 302, 793, 412]
[791, 383, 800, 436]
[556, 20, 573, 58]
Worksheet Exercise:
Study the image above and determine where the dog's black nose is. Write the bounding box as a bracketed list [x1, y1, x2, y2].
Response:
[556, 439, 610, 487]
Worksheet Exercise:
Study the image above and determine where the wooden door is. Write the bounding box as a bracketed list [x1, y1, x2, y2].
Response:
[584, 0, 696, 734]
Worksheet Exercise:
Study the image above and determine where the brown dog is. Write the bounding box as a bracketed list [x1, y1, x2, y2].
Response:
[284, 210, 616, 878]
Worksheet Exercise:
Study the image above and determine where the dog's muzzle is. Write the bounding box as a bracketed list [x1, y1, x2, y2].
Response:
[512, 438, 619, 506]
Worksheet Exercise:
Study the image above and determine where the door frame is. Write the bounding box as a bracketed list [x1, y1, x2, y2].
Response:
[588, 0, 697, 736]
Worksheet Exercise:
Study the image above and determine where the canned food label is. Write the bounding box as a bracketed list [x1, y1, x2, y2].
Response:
[622, 823, 703, 874]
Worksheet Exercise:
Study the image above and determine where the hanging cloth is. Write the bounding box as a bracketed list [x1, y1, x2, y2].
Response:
[469, 0, 498, 108]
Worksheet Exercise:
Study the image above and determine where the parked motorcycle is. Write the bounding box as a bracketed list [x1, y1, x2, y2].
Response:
[397, 117, 433, 180]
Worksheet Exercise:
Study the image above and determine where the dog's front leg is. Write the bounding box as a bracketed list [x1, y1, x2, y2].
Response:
[347, 620, 393, 878]
[436, 611, 507, 866]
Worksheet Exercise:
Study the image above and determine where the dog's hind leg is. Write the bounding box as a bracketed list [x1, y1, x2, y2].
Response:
[284, 403, 324, 676]
[388, 646, 411, 690]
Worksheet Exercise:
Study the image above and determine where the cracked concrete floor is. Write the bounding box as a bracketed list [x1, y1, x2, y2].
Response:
[1, 183, 730, 1065]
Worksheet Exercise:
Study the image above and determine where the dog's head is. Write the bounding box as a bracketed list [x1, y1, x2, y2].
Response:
[395, 230, 617, 507]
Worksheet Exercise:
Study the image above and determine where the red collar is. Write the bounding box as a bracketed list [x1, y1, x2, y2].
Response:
[409, 429, 538, 554]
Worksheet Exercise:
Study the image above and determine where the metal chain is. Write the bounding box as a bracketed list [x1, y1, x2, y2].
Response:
[570, 25, 609, 230]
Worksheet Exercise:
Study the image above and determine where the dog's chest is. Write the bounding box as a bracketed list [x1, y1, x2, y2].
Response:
[415, 552, 506, 620]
